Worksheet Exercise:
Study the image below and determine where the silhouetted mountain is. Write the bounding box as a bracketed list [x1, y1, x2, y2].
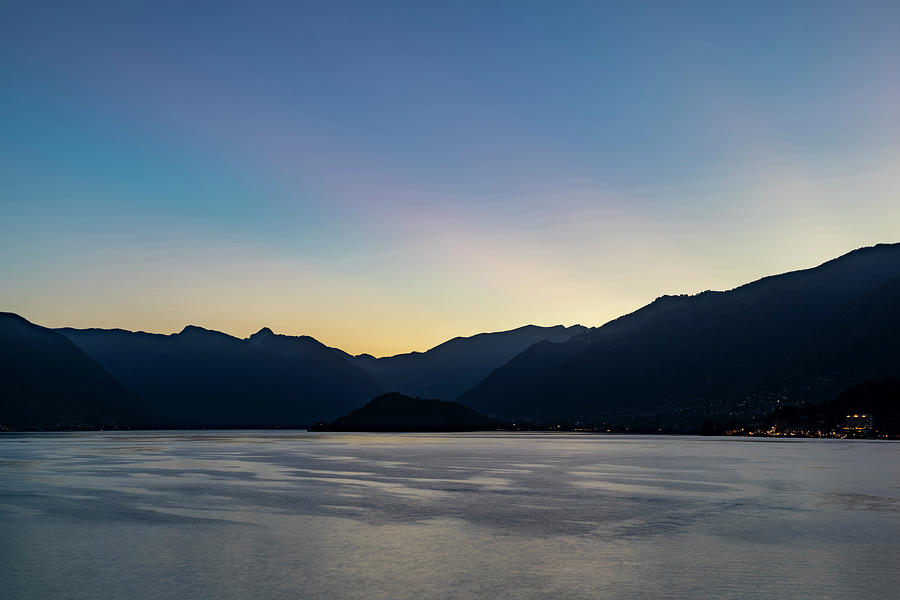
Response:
[347, 324, 586, 400]
[57, 325, 383, 428]
[459, 243, 900, 427]
[0, 313, 143, 428]
[7, 243, 898, 432]
[309, 392, 502, 432]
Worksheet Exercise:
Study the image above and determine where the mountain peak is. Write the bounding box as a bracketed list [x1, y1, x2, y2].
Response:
[176, 325, 238, 342]
[248, 327, 275, 343]
[179, 325, 208, 335]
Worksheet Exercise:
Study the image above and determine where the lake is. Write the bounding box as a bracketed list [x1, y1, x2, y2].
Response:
[1, 432, 898, 599]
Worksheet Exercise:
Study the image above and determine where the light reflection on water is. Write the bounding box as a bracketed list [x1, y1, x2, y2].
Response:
[1, 432, 898, 599]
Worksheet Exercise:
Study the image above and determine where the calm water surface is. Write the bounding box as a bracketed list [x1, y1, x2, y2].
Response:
[1, 432, 898, 599]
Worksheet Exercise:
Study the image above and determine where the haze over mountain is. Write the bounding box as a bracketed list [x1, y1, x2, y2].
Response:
[460, 243, 900, 427]
[57, 325, 384, 428]
[0, 312, 144, 428]
[344, 324, 586, 400]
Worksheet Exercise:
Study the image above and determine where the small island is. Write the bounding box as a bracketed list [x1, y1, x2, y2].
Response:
[309, 392, 502, 432]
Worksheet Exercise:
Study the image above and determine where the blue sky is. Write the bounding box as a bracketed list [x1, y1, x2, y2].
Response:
[2, 1, 899, 355]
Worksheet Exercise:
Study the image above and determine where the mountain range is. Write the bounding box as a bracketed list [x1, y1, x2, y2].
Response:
[460, 243, 900, 428]
[2, 242, 899, 430]
[55, 325, 384, 428]
[342, 324, 586, 400]
[1, 313, 584, 428]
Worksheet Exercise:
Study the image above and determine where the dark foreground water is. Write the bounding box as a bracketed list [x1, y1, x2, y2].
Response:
[1, 432, 898, 599]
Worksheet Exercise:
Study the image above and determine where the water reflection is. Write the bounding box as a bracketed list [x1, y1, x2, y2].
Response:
[1, 432, 898, 599]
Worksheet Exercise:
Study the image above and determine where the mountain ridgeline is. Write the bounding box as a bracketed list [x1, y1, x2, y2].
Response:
[55, 326, 384, 428]
[344, 324, 587, 400]
[2, 242, 899, 431]
[0, 313, 146, 429]
[459, 243, 900, 428]
[0, 315, 589, 428]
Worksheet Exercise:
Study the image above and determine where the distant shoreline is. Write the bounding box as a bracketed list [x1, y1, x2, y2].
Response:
[2, 427, 897, 441]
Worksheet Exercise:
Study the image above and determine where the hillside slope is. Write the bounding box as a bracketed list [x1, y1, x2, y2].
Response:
[309, 392, 501, 431]
[1, 313, 143, 428]
[58, 326, 383, 427]
[349, 324, 586, 399]
[459, 243, 900, 426]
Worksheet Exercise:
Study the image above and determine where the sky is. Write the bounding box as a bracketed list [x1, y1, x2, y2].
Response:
[2, 1, 899, 356]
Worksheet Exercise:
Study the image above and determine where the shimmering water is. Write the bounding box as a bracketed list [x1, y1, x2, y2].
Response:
[1, 432, 898, 599]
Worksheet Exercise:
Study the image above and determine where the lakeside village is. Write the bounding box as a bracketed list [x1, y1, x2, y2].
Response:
[499, 381, 900, 439]
[724, 413, 896, 439]
[503, 412, 894, 439]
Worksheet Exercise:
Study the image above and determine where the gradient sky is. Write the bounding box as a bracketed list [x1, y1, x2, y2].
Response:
[2, 1, 899, 356]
